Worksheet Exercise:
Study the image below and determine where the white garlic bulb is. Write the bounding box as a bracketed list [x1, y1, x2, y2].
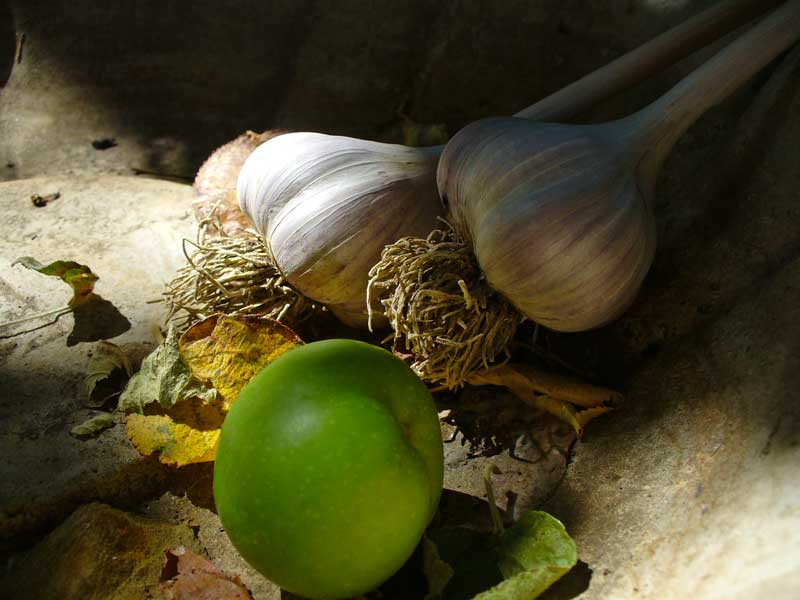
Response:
[237, 132, 443, 328]
[437, 117, 657, 333]
[438, 0, 800, 332]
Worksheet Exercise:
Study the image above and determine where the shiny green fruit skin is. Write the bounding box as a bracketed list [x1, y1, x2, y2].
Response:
[213, 339, 444, 600]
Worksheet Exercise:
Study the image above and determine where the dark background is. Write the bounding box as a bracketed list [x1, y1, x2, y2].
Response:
[0, 0, 721, 181]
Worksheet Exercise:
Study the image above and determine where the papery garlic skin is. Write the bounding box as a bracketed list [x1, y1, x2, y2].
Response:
[437, 117, 656, 333]
[238, 132, 443, 328]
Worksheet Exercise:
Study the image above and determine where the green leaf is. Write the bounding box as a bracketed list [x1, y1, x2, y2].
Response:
[474, 512, 577, 600]
[85, 341, 133, 405]
[422, 536, 455, 600]
[13, 256, 99, 308]
[117, 326, 217, 414]
[70, 413, 116, 437]
[424, 511, 577, 600]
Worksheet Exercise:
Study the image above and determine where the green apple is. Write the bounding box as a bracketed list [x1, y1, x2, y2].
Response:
[213, 339, 444, 600]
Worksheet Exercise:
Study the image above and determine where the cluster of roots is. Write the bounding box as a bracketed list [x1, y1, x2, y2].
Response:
[367, 224, 524, 389]
[163, 206, 321, 331]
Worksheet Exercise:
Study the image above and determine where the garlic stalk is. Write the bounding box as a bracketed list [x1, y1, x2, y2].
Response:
[437, 0, 800, 332]
[238, 0, 779, 329]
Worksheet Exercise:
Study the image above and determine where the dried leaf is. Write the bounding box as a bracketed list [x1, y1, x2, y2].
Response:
[70, 413, 115, 437]
[13, 256, 98, 308]
[85, 341, 132, 406]
[180, 315, 303, 409]
[123, 317, 302, 465]
[160, 545, 254, 600]
[125, 414, 220, 466]
[118, 326, 217, 414]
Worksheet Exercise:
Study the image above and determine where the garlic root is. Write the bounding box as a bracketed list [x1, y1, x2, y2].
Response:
[163, 203, 322, 331]
[367, 224, 523, 388]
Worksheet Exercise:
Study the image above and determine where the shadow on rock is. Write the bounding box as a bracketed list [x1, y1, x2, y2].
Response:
[67, 293, 130, 346]
[540, 560, 592, 600]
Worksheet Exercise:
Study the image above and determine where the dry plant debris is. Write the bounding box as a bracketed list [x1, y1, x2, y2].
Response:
[160, 545, 254, 600]
[368, 224, 524, 389]
[163, 205, 320, 332]
[123, 315, 302, 466]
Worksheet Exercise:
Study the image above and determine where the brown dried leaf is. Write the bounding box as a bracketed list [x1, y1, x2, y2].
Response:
[85, 341, 132, 407]
[160, 545, 254, 600]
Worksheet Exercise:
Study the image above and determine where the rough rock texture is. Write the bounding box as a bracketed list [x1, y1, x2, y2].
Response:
[540, 45, 800, 600]
[0, 502, 201, 600]
[0, 176, 195, 550]
[440, 385, 576, 522]
[0, 0, 721, 182]
[143, 492, 281, 600]
[544, 258, 800, 600]
[1, 1, 800, 599]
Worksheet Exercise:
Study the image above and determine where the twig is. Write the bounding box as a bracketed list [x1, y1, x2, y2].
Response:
[0, 306, 72, 329]
[483, 463, 505, 535]
[0, 307, 72, 339]
[131, 167, 193, 182]
[15, 32, 25, 64]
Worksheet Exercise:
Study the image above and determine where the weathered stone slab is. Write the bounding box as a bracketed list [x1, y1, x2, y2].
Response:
[1, 502, 201, 600]
[143, 492, 282, 600]
[543, 256, 800, 599]
[0, 176, 195, 549]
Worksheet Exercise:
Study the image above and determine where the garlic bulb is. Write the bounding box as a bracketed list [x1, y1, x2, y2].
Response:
[438, 0, 800, 332]
[237, 132, 443, 328]
[437, 117, 656, 332]
[235, 0, 783, 330]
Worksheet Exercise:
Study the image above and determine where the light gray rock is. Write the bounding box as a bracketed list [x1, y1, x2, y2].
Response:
[543, 256, 800, 600]
[0, 175, 195, 549]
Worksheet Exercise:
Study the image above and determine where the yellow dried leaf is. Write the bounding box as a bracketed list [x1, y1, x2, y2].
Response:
[124, 315, 303, 466]
[180, 315, 303, 409]
[125, 413, 219, 467]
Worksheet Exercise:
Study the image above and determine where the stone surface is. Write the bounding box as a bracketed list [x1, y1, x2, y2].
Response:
[2, 1, 800, 599]
[0, 176, 195, 549]
[440, 385, 577, 522]
[0, 0, 718, 182]
[537, 46, 800, 600]
[543, 256, 800, 600]
[1, 502, 201, 600]
[143, 492, 281, 600]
